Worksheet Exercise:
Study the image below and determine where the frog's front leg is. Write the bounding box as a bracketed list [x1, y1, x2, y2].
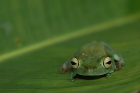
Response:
[70, 71, 77, 81]
[116, 61, 122, 70]
[113, 54, 124, 70]
[106, 73, 111, 78]
[60, 60, 71, 73]
[117, 61, 124, 70]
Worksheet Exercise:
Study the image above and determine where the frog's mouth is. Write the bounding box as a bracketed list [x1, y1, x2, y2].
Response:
[74, 74, 107, 80]
[76, 66, 112, 76]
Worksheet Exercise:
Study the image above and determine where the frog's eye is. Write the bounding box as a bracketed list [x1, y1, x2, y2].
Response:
[71, 58, 79, 68]
[103, 57, 112, 68]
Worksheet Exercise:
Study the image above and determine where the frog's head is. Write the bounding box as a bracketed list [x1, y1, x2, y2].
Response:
[70, 55, 116, 76]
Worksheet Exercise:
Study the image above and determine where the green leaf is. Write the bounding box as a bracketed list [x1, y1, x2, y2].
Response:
[0, 0, 140, 93]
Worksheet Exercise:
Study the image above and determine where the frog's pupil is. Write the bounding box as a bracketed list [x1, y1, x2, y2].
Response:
[71, 61, 76, 65]
[106, 61, 111, 64]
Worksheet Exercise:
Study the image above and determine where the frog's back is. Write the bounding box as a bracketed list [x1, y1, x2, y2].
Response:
[80, 41, 106, 57]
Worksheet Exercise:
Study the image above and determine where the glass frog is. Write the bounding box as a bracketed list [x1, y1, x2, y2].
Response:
[61, 41, 124, 81]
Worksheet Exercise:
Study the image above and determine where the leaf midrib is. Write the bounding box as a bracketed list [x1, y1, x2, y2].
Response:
[0, 12, 140, 63]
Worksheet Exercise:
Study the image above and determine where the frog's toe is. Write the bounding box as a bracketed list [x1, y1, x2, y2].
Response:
[115, 61, 123, 70]
[118, 62, 123, 70]
[106, 73, 111, 78]
[70, 79, 74, 82]
[60, 67, 67, 74]
[70, 77, 74, 82]
[118, 67, 122, 70]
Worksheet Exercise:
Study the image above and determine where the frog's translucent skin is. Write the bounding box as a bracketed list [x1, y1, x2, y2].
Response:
[61, 41, 124, 81]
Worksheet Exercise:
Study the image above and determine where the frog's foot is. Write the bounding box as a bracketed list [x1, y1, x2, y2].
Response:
[70, 72, 76, 81]
[60, 62, 69, 73]
[106, 73, 111, 78]
[115, 59, 124, 70]
[70, 77, 74, 82]
[60, 67, 67, 74]
[118, 62, 122, 70]
[117, 61, 123, 70]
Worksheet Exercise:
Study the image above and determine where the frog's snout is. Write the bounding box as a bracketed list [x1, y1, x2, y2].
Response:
[84, 66, 97, 70]
[81, 66, 106, 75]
[88, 68, 100, 72]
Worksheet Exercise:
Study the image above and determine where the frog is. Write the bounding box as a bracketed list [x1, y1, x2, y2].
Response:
[60, 41, 124, 81]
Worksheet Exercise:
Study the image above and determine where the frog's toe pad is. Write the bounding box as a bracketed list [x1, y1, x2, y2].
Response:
[106, 74, 111, 78]
[60, 67, 67, 73]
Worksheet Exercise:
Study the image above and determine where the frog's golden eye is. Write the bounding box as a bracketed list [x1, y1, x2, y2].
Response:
[71, 58, 79, 68]
[103, 57, 112, 68]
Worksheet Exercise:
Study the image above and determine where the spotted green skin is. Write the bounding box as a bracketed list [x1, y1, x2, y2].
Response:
[62, 41, 123, 81]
